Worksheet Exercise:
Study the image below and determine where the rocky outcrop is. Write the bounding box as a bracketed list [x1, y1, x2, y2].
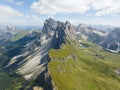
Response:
[41, 18, 77, 49]
[41, 18, 66, 48]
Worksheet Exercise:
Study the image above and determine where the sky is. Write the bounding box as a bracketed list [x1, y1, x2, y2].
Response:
[0, 0, 120, 26]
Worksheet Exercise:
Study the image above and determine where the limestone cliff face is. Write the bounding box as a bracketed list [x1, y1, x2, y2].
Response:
[5, 18, 77, 80]
[41, 18, 65, 49]
[41, 18, 77, 49]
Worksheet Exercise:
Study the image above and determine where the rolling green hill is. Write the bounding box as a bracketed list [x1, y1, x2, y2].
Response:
[48, 41, 120, 90]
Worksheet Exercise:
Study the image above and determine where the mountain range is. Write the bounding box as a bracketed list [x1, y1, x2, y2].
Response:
[0, 18, 120, 90]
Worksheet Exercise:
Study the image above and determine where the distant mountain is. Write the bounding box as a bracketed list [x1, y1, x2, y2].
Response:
[76, 24, 120, 53]
[16, 25, 42, 30]
[0, 24, 41, 42]
[76, 24, 108, 43]
[0, 25, 16, 40]
[0, 31, 41, 60]
[89, 24, 115, 33]
[100, 27, 120, 53]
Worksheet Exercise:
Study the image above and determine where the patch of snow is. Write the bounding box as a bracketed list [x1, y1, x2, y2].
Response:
[50, 31, 54, 36]
[106, 48, 119, 53]
[56, 31, 58, 38]
[116, 42, 120, 52]
[93, 30, 108, 36]
[41, 35, 48, 45]
[75, 31, 80, 35]
[81, 35, 87, 40]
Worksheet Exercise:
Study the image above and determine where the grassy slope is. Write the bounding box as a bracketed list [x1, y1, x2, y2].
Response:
[0, 47, 25, 90]
[48, 41, 120, 90]
[0, 70, 25, 90]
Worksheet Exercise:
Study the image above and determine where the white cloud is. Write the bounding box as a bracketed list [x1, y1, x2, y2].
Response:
[31, 0, 90, 15]
[15, 1, 24, 6]
[68, 18, 120, 27]
[91, 0, 120, 16]
[26, 15, 40, 21]
[5, 0, 14, 3]
[5, 0, 24, 6]
[31, 0, 120, 16]
[0, 4, 23, 19]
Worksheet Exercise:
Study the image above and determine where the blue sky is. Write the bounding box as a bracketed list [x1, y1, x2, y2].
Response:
[0, 0, 120, 26]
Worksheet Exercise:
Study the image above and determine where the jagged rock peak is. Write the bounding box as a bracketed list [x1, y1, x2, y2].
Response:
[64, 21, 77, 41]
[65, 21, 71, 25]
[42, 18, 74, 33]
[41, 18, 77, 46]
[65, 21, 72, 30]
[45, 18, 56, 23]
